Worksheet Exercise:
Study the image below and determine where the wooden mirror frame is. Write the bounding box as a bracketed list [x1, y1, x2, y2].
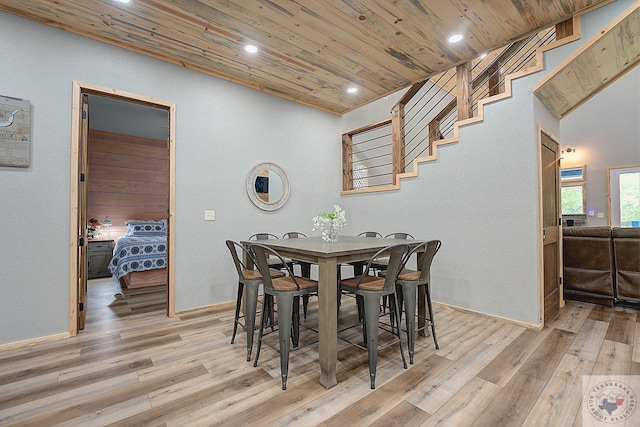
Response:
[246, 162, 290, 211]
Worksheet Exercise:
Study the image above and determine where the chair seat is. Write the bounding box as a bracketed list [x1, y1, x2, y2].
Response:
[379, 268, 422, 281]
[267, 258, 293, 270]
[340, 275, 385, 291]
[273, 276, 318, 291]
[242, 268, 286, 281]
[397, 269, 422, 281]
[370, 259, 389, 269]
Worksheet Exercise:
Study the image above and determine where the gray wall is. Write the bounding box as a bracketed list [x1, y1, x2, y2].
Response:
[560, 67, 640, 225]
[338, 0, 636, 325]
[0, 0, 635, 345]
[0, 12, 340, 345]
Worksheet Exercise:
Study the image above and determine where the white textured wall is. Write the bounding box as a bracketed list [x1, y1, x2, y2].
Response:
[0, 12, 340, 345]
[551, 0, 640, 227]
[0, 0, 634, 345]
[339, 0, 637, 325]
[341, 78, 543, 325]
[560, 67, 640, 225]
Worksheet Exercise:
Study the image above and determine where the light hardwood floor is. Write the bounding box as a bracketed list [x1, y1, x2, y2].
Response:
[1, 278, 639, 426]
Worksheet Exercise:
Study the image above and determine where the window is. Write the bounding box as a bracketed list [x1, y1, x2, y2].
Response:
[561, 185, 585, 214]
[609, 166, 640, 227]
[561, 166, 584, 181]
[561, 166, 585, 215]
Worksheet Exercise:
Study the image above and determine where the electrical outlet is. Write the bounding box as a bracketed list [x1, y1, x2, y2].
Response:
[204, 210, 215, 221]
[597, 212, 604, 218]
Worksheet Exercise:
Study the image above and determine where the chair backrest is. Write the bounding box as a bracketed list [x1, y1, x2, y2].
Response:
[385, 232, 414, 240]
[358, 231, 383, 238]
[250, 243, 300, 291]
[226, 240, 256, 279]
[248, 233, 279, 240]
[359, 243, 410, 290]
[283, 232, 306, 238]
[402, 240, 441, 282]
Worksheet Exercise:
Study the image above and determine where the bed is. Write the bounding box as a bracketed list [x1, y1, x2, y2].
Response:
[108, 220, 167, 288]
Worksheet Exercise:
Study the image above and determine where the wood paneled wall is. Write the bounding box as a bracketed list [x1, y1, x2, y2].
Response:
[87, 130, 168, 240]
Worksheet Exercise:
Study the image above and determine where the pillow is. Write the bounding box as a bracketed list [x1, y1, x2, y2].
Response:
[125, 220, 166, 237]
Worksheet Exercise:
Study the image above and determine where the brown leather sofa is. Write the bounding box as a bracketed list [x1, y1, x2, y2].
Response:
[563, 226, 640, 306]
[563, 226, 615, 305]
[613, 227, 640, 302]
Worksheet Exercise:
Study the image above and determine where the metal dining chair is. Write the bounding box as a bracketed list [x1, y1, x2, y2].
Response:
[371, 232, 415, 272]
[339, 231, 384, 312]
[282, 232, 311, 278]
[348, 232, 384, 276]
[251, 243, 319, 390]
[248, 233, 294, 272]
[372, 233, 415, 317]
[338, 243, 410, 389]
[395, 240, 441, 364]
[283, 232, 314, 319]
[226, 240, 284, 361]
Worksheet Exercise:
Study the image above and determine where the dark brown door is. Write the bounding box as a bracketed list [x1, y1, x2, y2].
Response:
[78, 94, 89, 330]
[541, 131, 561, 321]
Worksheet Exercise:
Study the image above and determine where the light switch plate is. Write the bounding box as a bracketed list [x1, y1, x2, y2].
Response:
[597, 213, 604, 218]
[204, 210, 215, 221]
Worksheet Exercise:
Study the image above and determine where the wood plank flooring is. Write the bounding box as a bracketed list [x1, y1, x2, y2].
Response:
[1, 278, 639, 426]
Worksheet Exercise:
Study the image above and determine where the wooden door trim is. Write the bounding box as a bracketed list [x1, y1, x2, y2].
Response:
[69, 81, 176, 336]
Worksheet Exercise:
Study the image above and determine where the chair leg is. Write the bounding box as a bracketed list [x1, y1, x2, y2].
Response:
[395, 283, 403, 321]
[244, 283, 259, 361]
[275, 293, 294, 390]
[389, 293, 407, 369]
[301, 262, 311, 318]
[302, 295, 309, 319]
[355, 295, 366, 345]
[301, 262, 311, 278]
[402, 283, 418, 364]
[363, 293, 381, 389]
[231, 282, 244, 345]
[253, 294, 271, 368]
[425, 284, 439, 349]
[292, 296, 300, 348]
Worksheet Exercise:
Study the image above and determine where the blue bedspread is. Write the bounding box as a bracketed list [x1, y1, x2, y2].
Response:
[108, 235, 167, 279]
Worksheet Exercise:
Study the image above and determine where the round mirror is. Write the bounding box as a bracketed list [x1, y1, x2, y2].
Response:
[246, 163, 290, 211]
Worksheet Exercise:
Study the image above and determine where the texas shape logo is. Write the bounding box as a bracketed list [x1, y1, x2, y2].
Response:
[587, 380, 636, 423]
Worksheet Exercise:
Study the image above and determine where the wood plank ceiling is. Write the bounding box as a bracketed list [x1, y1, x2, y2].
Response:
[534, 3, 639, 119]
[0, 0, 614, 115]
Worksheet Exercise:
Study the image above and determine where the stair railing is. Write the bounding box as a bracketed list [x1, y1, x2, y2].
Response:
[342, 25, 558, 192]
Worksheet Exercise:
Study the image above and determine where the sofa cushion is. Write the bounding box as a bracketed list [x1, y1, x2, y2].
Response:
[563, 226, 614, 299]
[612, 227, 640, 301]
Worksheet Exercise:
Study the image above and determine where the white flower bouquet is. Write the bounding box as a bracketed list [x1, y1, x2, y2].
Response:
[312, 205, 346, 243]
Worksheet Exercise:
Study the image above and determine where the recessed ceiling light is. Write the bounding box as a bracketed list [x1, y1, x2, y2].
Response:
[448, 34, 463, 43]
[114, 0, 131, 3]
[244, 45, 258, 54]
[347, 87, 358, 94]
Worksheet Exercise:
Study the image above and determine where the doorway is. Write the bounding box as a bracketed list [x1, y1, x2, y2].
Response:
[69, 81, 176, 336]
[608, 165, 640, 227]
[539, 127, 562, 322]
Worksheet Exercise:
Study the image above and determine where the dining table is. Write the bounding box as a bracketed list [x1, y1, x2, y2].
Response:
[243, 235, 424, 389]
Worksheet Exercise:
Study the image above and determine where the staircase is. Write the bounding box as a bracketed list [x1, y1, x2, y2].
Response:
[341, 2, 639, 194]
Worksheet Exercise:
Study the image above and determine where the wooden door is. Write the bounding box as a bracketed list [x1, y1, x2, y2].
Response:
[78, 94, 89, 330]
[541, 131, 561, 321]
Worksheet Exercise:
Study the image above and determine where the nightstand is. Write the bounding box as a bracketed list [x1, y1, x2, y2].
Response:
[88, 239, 114, 279]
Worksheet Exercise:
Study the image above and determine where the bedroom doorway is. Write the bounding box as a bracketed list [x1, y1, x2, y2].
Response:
[69, 81, 176, 336]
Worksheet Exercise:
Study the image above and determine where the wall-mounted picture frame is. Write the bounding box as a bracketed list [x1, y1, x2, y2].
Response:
[0, 95, 32, 167]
